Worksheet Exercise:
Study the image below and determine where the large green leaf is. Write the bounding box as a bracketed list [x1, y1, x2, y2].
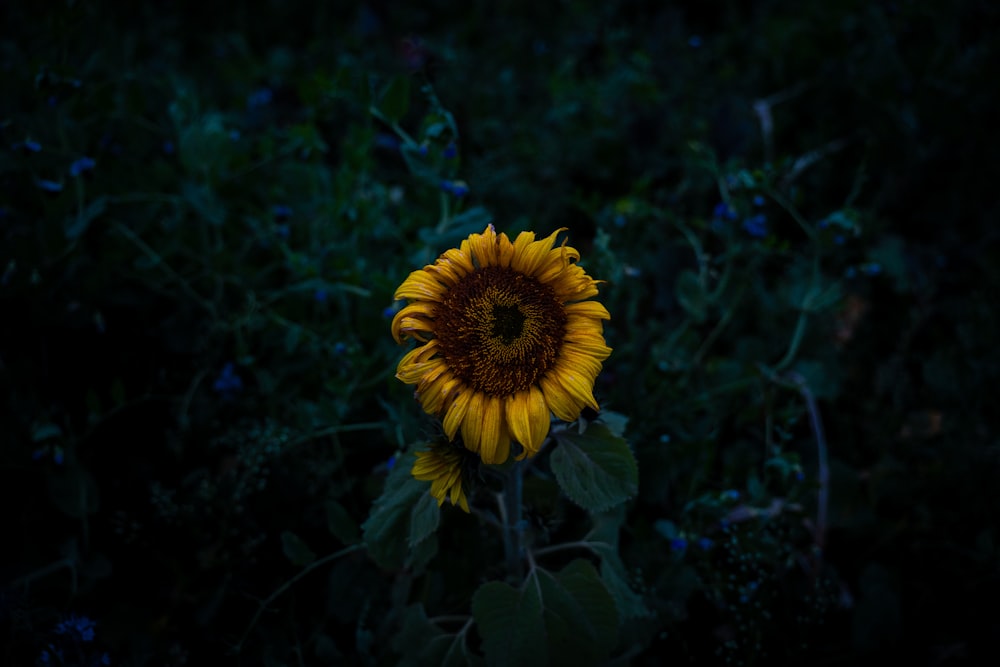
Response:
[394, 604, 476, 667]
[473, 560, 619, 667]
[551, 423, 638, 512]
[361, 453, 431, 568]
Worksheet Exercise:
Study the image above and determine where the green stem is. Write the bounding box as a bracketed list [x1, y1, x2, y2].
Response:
[501, 462, 525, 581]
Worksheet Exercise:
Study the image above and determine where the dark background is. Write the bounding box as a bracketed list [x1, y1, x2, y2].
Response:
[2, 1, 999, 665]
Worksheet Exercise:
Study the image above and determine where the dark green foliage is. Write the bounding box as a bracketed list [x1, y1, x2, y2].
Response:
[2, 0, 999, 665]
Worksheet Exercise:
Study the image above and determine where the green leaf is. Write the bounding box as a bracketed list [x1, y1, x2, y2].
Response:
[675, 270, 708, 322]
[281, 531, 317, 567]
[473, 581, 547, 667]
[47, 466, 100, 518]
[361, 453, 428, 568]
[551, 423, 639, 512]
[394, 604, 474, 667]
[325, 499, 360, 544]
[473, 560, 619, 667]
[379, 74, 411, 124]
[65, 196, 107, 240]
[598, 410, 629, 438]
[586, 508, 651, 620]
[408, 491, 441, 548]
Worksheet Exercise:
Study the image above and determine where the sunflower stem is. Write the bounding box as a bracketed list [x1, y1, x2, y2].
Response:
[502, 461, 525, 581]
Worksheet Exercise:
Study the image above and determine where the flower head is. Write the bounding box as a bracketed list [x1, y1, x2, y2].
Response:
[392, 225, 611, 464]
[412, 442, 471, 512]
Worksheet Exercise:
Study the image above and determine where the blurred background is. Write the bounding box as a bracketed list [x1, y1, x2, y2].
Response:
[2, 1, 998, 665]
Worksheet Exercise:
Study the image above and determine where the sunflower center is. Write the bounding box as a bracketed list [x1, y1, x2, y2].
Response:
[435, 265, 567, 397]
[491, 304, 526, 344]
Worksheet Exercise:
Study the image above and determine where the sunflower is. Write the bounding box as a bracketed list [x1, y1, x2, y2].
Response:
[392, 225, 611, 465]
[412, 442, 471, 512]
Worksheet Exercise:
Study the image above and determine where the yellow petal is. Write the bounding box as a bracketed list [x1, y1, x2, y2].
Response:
[497, 231, 515, 268]
[555, 348, 604, 377]
[417, 372, 459, 415]
[550, 366, 600, 413]
[393, 269, 448, 301]
[478, 395, 507, 464]
[561, 338, 613, 362]
[513, 228, 565, 277]
[443, 388, 473, 440]
[391, 313, 434, 344]
[468, 225, 499, 268]
[563, 301, 611, 320]
[396, 356, 445, 385]
[539, 373, 581, 423]
[461, 392, 485, 454]
[507, 386, 551, 458]
[439, 246, 474, 274]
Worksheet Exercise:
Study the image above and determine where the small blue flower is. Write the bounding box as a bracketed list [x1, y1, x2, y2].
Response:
[442, 142, 457, 159]
[55, 613, 96, 642]
[613, 214, 626, 228]
[386, 454, 397, 472]
[272, 204, 293, 220]
[382, 303, 401, 318]
[229, 129, 241, 141]
[688, 35, 703, 48]
[712, 202, 737, 221]
[247, 87, 273, 109]
[36, 179, 63, 192]
[697, 537, 713, 551]
[162, 140, 175, 155]
[440, 180, 469, 197]
[669, 538, 688, 551]
[333, 342, 347, 355]
[834, 234, 845, 245]
[314, 289, 328, 303]
[23, 139, 42, 152]
[69, 156, 96, 177]
[742, 214, 767, 238]
[724, 489, 740, 501]
[212, 363, 243, 398]
[752, 194, 766, 207]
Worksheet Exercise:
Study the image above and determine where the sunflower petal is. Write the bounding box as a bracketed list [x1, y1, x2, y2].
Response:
[513, 227, 565, 276]
[479, 395, 506, 464]
[394, 269, 448, 301]
[563, 301, 611, 320]
[469, 225, 499, 268]
[539, 373, 582, 422]
[443, 388, 473, 440]
[497, 231, 515, 268]
[550, 366, 600, 413]
[507, 386, 551, 458]
[461, 392, 485, 454]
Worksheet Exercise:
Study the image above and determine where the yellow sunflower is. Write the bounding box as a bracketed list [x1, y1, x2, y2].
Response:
[412, 443, 470, 512]
[392, 225, 611, 465]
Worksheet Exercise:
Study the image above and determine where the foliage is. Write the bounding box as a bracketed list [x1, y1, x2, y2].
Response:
[2, 1, 999, 665]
